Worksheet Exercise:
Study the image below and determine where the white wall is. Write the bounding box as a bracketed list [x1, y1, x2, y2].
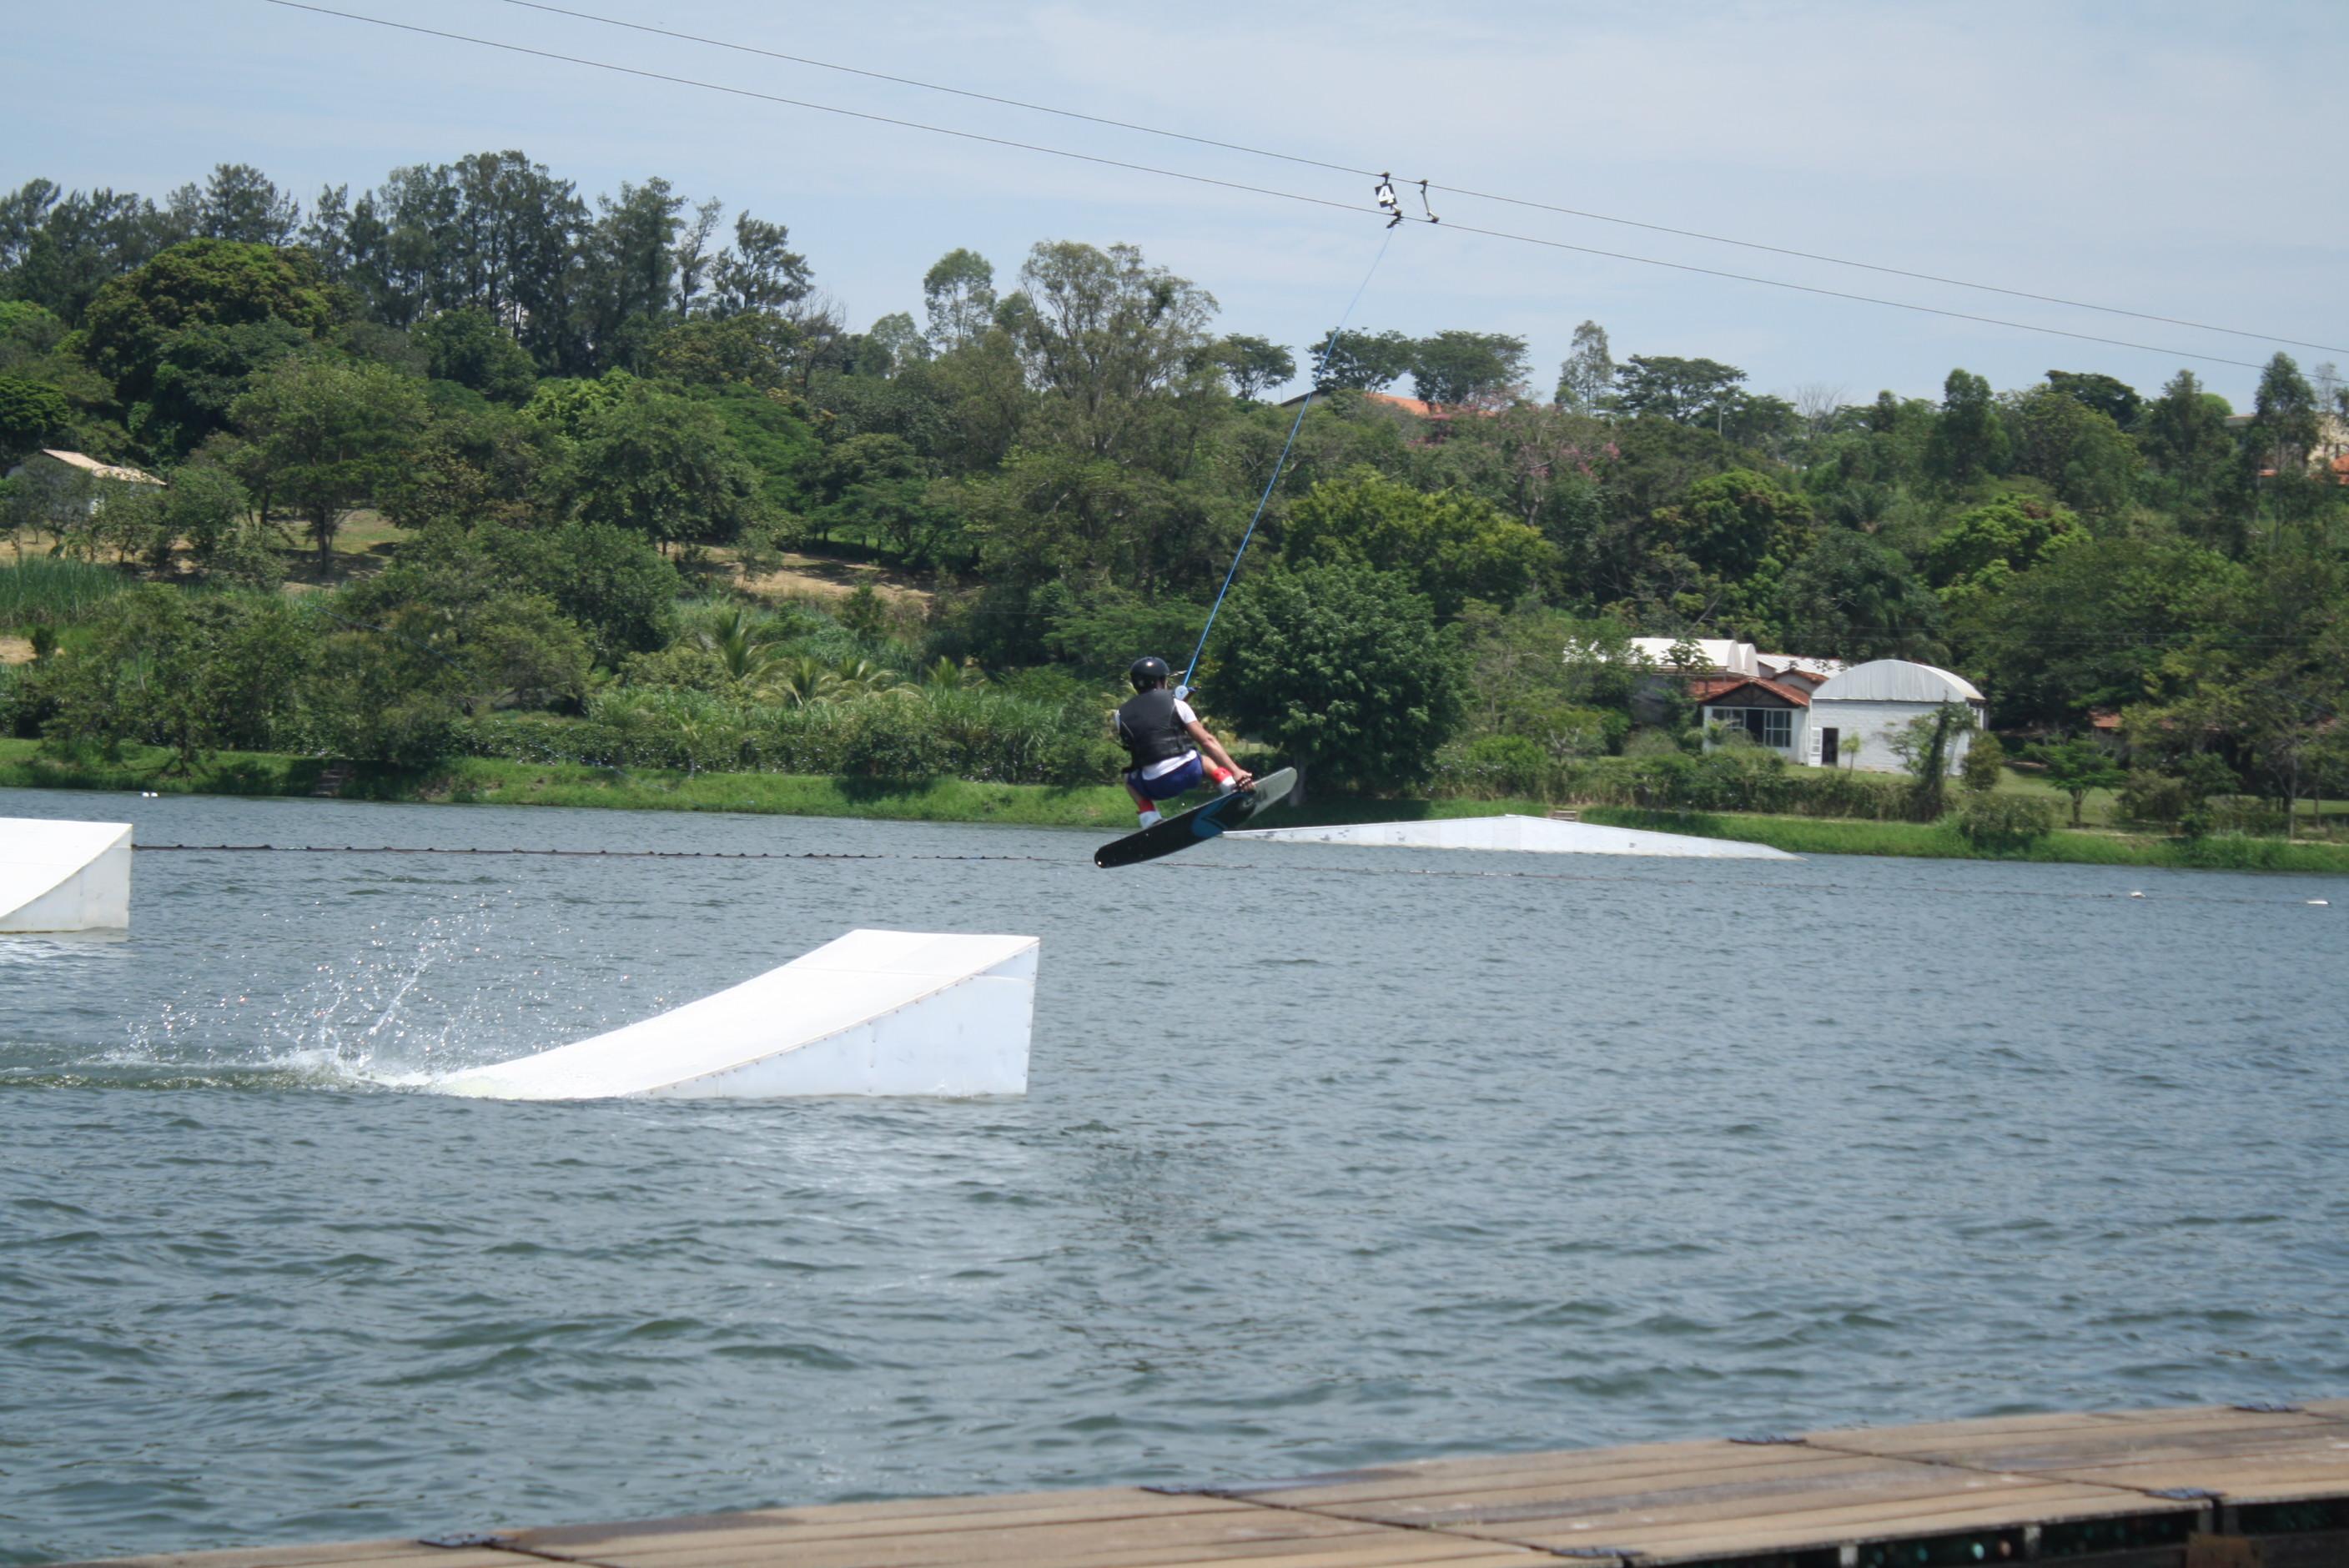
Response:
[1806, 701, 1980, 773]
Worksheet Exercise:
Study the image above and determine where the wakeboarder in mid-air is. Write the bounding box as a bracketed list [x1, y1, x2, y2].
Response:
[1112, 656, 1254, 829]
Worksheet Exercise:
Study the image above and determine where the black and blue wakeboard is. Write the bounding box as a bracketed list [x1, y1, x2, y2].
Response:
[1094, 766, 1297, 869]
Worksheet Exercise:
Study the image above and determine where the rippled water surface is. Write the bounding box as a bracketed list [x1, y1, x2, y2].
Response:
[3, 787, 2346, 1565]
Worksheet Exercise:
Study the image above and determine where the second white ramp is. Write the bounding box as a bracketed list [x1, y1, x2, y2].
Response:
[440, 929, 1039, 1100]
[0, 817, 133, 932]
[1227, 814, 1794, 860]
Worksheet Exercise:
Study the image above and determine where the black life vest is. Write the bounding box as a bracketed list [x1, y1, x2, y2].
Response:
[1115, 688, 1195, 769]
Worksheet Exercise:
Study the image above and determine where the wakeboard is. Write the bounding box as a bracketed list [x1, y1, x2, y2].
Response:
[1094, 766, 1298, 869]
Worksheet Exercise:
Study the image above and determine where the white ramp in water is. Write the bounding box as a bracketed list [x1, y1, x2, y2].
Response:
[440, 929, 1039, 1101]
[1227, 813, 1794, 860]
[0, 817, 133, 932]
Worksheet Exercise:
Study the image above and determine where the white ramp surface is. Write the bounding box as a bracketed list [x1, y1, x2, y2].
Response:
[441, 929, 1039, 1101]
[1228, 813, 1795, 860]
[0, 817, 133, 932]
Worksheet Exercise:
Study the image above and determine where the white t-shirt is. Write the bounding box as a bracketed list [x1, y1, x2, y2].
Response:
[1136, 698, 1201, 779]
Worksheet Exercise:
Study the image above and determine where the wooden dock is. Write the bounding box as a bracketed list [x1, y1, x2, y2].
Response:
[62, 1403, 2349, 1568]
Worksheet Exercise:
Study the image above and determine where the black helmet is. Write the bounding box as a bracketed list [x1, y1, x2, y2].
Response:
[1128, 655, 1171, 691]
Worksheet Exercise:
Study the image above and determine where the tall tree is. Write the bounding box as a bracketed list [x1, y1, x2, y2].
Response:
[2045, 369, 2141, 430]
[999, 240, 1216, 458]
[230, 356, 429, 563]
[1214, 334, 1294, 401]
[2137, 369, 2235, 518]
[1924, 367, 2008, 488]
[171, 163, 302, 246]
[2246, 351, 2320, 477]
[1555, 319, 1613, 415]
[1213, 560, 1466, 792]
[0, 181, 185, 322]
[708, 213, 813, 319]
[921, 248, 996, 352]
[1310, 327, 1414, 391]
[1281, 465, 1553, 619]
[1610, 354, 1747, 427]
[1409, 329, 1527, 410]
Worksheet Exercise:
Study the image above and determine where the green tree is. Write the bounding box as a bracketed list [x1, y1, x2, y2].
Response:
[231, 355, 430, 564]
[1213, 560, 1466, 793]
[169, 163, 302, 246]
[1280, 465, 1552, 619]
[1889, 700, 1975, 818]
[2000, 384, 2135, 515]
[1311, 328, 1415, 392]
[2246, 352, 2321, 477]
[321, 559, 594, 762]
[1409, 329, 1527, 410]
[80, 239, 334, 407]
[1610, 355, 1746, 427]
[561, 381, 769, 549]
[1926, 495, 2083, 600]
[0, 375, 71, 462]
[2045, 369, 2141, 429]
[999, 240, 1217, 458]
[1214, 334, 1295, 401]
[1959, 730, 2005, 793]
[1924, 368, 2008, 488]
[708, 213, 815, 319]
[415, 307, 537, 402]
[2137, 369, 2236, 526]
[1554, 319, 1612, 415]
[463, 520, 682, 661]
[2030, 737, 2124, 827]
[0, 179, 186, 323]
[1777, 529, 1944, 663]
[43, 586, 312, 767]
[921, 248, 996, 352]
[1655, 467, 1813, 583]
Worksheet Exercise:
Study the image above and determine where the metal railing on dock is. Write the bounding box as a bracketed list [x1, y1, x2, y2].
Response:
[58, 1401, 2349, 1568]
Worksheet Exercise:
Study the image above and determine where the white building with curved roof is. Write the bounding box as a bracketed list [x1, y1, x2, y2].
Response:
[1804, 660, 1987, 771]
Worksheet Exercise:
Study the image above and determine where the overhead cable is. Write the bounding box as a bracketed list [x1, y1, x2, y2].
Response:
[262, 1, 2268, 371]
[489, 0, 2345, 358]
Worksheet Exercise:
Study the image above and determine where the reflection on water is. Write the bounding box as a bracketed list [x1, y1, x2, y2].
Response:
[2, 787, 2346, 1566]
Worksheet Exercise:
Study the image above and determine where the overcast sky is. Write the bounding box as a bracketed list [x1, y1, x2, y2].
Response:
[12, 0, 2343, 409]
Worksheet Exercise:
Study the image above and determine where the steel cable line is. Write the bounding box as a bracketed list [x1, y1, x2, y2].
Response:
[259, 0, 1370, 219]
[261, 2, 2275, 373]
[490, 0, 2345, 357]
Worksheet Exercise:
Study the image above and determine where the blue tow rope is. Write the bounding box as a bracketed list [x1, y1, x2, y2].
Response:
[1180, 227, 1395, 696]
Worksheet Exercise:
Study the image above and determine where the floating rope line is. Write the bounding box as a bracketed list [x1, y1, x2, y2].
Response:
[133, 844, 2334, 907]
[1181, 224, 1394, 695]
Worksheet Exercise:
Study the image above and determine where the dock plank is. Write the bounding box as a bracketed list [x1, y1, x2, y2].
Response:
[1805, 1405, 2349, 1502]
[53, 1404, 2349, 1568]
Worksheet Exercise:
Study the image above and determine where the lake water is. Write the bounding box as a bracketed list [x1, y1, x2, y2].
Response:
[3, 787, 2345, 1565]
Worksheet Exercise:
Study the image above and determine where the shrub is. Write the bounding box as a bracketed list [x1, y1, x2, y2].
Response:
[1951, 792, 2056, 850]
[2196, 794, 2286, 838]
[1959, 731, 2005, 793]
[1438, 733, 1552, 798]
[2116, 768, 2190, 827]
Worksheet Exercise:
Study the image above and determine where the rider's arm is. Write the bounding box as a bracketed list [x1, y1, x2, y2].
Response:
[1184, 717, 1252, 786]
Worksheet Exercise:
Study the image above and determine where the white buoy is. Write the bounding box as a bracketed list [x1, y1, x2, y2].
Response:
[2128, 891, 2146, 899]
[0, 817, 133, 932]
[440, 929, 1039, 1100]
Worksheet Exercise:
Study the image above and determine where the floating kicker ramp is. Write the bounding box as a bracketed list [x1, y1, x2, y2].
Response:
[1227, 812, 1794, 859]
[439, 929, 1039, 1100]
[0, 817, 133, 932]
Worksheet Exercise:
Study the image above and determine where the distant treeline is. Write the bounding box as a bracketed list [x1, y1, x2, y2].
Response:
[0, 153, 2343, 822]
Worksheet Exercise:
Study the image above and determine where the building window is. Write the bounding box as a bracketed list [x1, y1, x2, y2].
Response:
[1713, 706, 1792, 749]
